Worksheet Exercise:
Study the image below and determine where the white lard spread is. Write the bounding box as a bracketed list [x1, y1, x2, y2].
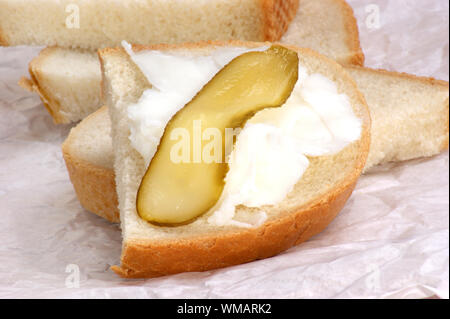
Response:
[123, 42, 362, 228]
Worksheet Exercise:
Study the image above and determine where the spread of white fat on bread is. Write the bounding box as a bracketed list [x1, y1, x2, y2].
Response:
[123, 44, 362, 228]
[122, 41, 269, 164]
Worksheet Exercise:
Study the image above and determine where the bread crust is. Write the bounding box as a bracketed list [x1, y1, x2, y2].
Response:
[62, 106, 120, 223]
[262, 0, 300, 41]
[98, 40, 371, 278]
[112, 180, 357, 278]
[335, 0, 365, 66]
[443, 97, 450, 151]
[0, 26, 7, 46]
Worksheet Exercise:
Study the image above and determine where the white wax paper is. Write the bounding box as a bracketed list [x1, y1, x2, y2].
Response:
[0, 0, 448, 299]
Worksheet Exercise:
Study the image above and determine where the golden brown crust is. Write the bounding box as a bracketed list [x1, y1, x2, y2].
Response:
[99, 41, 371, 278]
[17, 76, 34, 91]
[441, 97, 450, 151]
[0, 26, 8, 46]
[261, 0, 300, 42]
[335, 0, 365, 66]
[62, 107, 120, 223]
[63, 149, 120, 223]
[112, 180, 358, 278]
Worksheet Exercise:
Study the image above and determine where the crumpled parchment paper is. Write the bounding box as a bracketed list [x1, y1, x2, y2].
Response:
[0, 0, 448, 299]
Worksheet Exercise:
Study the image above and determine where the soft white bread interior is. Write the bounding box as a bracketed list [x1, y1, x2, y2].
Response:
[346, 66, 449, 171]
[20, 0, 363, 124]
[19, 48, 102, 124]
[0, 0, 298, 49]
[62, 65, 449, 224]
[98, 41, 370, 278]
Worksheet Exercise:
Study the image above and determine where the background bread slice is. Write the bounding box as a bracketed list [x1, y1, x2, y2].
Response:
[282, 0, 364, 66]
[20, 0, 363, 124]
[98, 41, 370, 278]
[347, 66, 449, 171]
[0, 0, 298, 49]
[62, 65, 449, 224]
[20, 47, 102, 124]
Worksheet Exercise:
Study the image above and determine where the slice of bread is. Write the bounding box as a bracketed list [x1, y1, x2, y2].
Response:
[97, 41, 371, 278]
[0, 0, 298, 49]
[20, 0, 363, 124]
[62, 65, 449, 224]
[346, 66, 449, 171]
[282, 0, 364, 66]
[19, 48, 102, 124]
